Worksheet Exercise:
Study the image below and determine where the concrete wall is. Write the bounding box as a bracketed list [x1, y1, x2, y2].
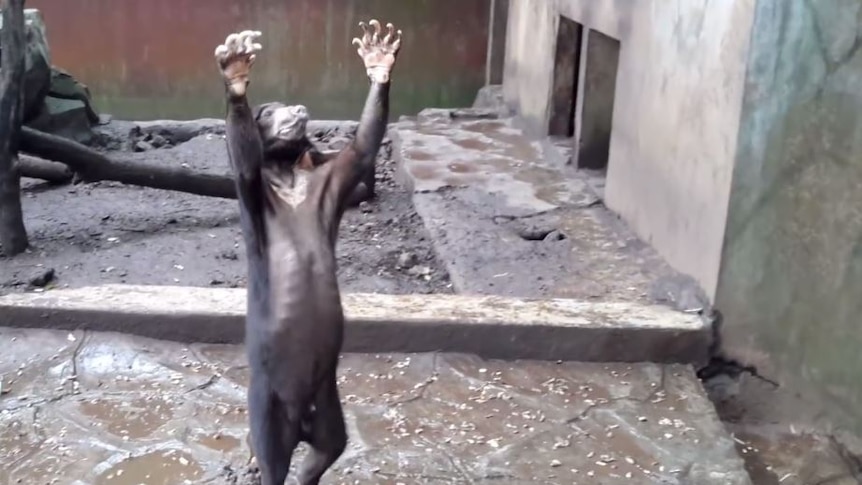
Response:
[716, 0, 862, 433]
[502, 0, 756, 298]
[503, 0, 862, 433]
[485, 0, 509, 86]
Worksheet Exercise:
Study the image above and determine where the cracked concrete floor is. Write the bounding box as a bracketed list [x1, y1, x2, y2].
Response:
[0, 327, 749, 485]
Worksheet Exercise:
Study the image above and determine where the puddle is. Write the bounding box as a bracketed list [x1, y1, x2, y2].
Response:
[453, 137, 493, 151]
[512, 168, 573, 206]
[95, 449, 203, 485]
[196, 432, 242, 453]
[415, 117, 539, 163]
[442, 175, 483, 187]
[197, 402, 250, 428]
[512, 165, 565, 185]
[447, 161, 479, 173]
[408, 150, 434, 161]
[407, 163, 442, 181]
[460, 120, 539, 160]
[400, 115, 599, 212]
[78, 396, 173, 439]
[533, 184, 571, 207]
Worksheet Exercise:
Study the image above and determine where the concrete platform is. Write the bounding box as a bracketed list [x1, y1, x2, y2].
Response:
[391, 108, 708, 310]
[0, 284, 709, 364]
[0, 328, 751, 485]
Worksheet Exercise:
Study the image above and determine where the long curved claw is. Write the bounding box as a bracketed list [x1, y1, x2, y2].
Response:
[225, 33, 241, 51]
[383, 23, 395, 44]
[351, 36, 366, 58]
[359, 21, 371, 45]
[392, 29, 402, 53]
[369, 19, 381, 44]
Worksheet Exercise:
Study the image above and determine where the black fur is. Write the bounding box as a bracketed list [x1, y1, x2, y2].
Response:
[253, 101, 373, 206]
[221, 53, 390, 485]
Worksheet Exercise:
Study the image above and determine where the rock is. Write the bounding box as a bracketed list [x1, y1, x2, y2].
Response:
[407, 265, 432, 277]
[219, 463, 260, 485]
[26, 96, 96, 145]
[133, 140, 153, 152]
[28, 267, 55, 287]
[514, 222, 556, 241]
[397, 251, 419, 269]
[149, 134, 169, 148]
[0, 9, 52, 123]
[48, 67, 99, 124]
[127, 126, 174, 151]
[359, 201, 372, 213]
[218, 249, 238, 261]
[9, 10, 101, 143]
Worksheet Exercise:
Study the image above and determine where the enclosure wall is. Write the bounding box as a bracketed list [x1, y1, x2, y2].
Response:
[716, 0, 862, 434]
[502, 0, 756, 298]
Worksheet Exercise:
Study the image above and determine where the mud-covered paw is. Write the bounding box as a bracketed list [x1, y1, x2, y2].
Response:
[214, 30, 263, 97]
[351, 19, 402, 83]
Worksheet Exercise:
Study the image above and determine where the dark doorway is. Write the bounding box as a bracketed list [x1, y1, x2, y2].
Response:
[547, 16, 582, 137]
[574, 29, 620, 171]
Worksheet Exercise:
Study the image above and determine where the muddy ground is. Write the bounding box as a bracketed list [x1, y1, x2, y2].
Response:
[0, 120, 453, 296]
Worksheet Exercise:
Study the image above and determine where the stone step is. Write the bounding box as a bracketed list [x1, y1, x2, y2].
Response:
[0, 327, 750, 484]
[0, 284, 709, 364]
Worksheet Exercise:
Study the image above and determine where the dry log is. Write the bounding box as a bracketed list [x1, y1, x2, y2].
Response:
[0, 0, 29, 256]
[19, 155, 73, 183]
[20, 126, 237, 199]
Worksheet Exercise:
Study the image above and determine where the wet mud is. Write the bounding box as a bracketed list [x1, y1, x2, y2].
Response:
[0, 121, 452, 297]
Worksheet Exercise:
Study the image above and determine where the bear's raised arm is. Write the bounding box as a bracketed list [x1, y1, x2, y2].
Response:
[327, 20, 402, 211]
[352, 20, 402, 163]
[216, 30, 264, 183]
[352, 73, 390, 166]
[215, 30, 268, 256]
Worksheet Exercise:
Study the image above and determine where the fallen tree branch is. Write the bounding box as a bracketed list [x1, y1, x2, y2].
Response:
[20, 126, 237, 199]
[19, 155, 73, 183]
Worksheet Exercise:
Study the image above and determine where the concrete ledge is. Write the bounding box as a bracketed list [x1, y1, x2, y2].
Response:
[0, 284, 711, 364]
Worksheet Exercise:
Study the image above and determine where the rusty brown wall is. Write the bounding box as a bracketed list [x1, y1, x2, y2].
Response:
[30, 0, 490, 120]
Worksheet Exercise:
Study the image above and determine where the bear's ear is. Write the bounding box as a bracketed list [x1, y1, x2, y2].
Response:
[253, 102, 270, 121]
